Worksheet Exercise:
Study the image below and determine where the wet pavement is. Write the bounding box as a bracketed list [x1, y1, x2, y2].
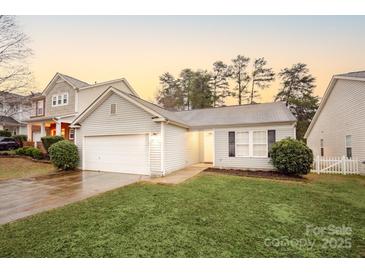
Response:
[0, 171, 147, 224]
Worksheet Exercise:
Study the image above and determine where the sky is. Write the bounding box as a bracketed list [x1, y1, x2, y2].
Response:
[17, 15, 365, 104]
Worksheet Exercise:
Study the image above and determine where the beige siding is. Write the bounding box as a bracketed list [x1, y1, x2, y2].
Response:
[77, 80, 135, 113]
[75, 93, 161, 175]
[214, 124, 295, 170]
[45, 81, 76, 117]
[307, 79, 365, 174]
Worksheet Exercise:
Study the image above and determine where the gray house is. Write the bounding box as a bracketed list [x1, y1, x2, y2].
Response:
[72, 86, 296, 176]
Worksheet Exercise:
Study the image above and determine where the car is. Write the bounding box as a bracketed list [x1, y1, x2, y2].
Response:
[0, 136, 20, 151]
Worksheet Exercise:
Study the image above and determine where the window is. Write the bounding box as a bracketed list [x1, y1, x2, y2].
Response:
[320, 139, 324, 156]
[52, 96, 57, 106]
[346, 135, 352, 158]
[52, 93, 69, 106]
[228, 132, 235, 157]
[63, 93, 68, 105]
[236, 131, 249, 157]
[69, 128, 75, 140]
[253, 131, 267, 157]
[36, 100, 44, 116]
[110, 103, 116, 115]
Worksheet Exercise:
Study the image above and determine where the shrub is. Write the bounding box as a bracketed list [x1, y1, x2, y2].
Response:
[41, 135, 64, 152]
[0, 130, 11, 137]
[49, 140, 79, 170]
[13, 135, 27, 147]
[15, 146, 43, 160]
[270, 137, 313, 176]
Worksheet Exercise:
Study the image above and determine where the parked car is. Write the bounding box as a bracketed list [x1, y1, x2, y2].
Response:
[0, 137, 20, 151]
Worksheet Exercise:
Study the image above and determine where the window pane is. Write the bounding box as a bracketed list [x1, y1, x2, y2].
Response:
[253, 144, 266, 157]
[346, 135, 352, 147]
[346, 147, 352, 158]
[236, 132, 249, 143]
[58, 95, 62, 104]
[253, 131, 266, 144]
[52, 96, 56, 105]
[63, 94, 68, 104]
[236, 144, 249, 157]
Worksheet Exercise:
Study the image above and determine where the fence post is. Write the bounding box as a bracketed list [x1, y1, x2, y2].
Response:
[316, 155, 320, 174]
[342, 156, 346, 175]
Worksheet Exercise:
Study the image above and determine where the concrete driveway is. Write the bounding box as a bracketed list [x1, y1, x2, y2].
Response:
[0, 171, 147, 224]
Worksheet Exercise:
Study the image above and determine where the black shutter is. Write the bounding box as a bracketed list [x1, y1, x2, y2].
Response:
[268, 130, 276, 157]
[228, 131, 235, 157]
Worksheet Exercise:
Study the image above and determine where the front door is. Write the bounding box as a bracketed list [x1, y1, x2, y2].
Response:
[203, 131, 213, 163]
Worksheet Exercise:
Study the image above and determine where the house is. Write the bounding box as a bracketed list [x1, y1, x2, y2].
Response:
[71, 86, 296, 176]
[0, 92, 36, 135]
[25, 73, 138, 145]
[304, 71, 365, 174]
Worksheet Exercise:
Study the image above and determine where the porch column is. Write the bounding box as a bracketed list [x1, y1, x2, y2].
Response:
[40, 122, 46, 137]
[27, 124, 32, 141]
[56, 121, 62, 136]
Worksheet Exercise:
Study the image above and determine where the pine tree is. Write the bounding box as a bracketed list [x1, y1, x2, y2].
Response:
[230, 55, 250, 105]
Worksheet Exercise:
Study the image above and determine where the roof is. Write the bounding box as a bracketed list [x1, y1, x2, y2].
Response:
[173, 102, 296, 128]
[305, 70, 365, 138]
[58, 73, 90, 88]
[0, 92, 38, 105]
[0, 116, 20, 126]
[336, 71, 365, 79]
[72, 87, 296, 129]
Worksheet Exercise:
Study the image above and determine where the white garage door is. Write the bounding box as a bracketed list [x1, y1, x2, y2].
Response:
[84, 134, 150, 175]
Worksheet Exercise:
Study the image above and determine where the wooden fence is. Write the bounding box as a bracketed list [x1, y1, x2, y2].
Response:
[312, 156, 359, 175]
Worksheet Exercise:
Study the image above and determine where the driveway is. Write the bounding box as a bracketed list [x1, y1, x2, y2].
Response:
[0, 171, 146, 225]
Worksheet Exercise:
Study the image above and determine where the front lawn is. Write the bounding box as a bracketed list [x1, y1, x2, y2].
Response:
[0, 157, 55, 180]
[0, 172, 364, 257]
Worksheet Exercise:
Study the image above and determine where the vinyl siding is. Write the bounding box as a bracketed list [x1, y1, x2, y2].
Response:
[75, 93, 161, 175]
[77, 80, 135, 113]
[45, 81, 76, 117]
[307, 79, 365, 174]
[164, 124, 187, 173]
[214, 124, 295, 170]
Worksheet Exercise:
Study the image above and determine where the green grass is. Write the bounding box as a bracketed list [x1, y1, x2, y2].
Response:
[0, 157, 55, 180]
[0, 172, 364, 257]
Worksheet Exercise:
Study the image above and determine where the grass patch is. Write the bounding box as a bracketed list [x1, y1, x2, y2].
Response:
[0, 157, 55, 180]
[0, 172, 364, 257]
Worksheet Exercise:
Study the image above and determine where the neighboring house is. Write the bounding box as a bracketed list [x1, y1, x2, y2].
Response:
[71, 86, 296, 176]
[0, 92, 35, 135]
[25, 73, 138, 144]
[304, 71, 365, 174]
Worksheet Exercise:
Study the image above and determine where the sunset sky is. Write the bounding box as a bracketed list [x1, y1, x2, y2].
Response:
[18, 16, 365, 104]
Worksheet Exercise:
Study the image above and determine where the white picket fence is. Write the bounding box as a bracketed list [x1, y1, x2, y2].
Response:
[312, 156, 359, 175]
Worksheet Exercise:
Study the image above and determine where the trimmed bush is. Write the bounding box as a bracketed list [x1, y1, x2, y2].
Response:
[0, 130, 11, 137]
[49, 140, 79, 170]
[270, 137, 313, 176]
[41, 135, 64, 152]
[13, 135, 27, 147]
[15, 146, 43, 160]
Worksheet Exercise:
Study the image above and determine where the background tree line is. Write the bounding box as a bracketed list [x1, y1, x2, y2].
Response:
[156, 56, 319, 140]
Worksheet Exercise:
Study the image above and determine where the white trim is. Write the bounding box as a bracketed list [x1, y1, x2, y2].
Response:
[212, 129, 216, 167]
[234, 130, 268, 158]
[161, 122, 165, 176]
[82, 135, 85, 170]
[51, 92, 69, 107]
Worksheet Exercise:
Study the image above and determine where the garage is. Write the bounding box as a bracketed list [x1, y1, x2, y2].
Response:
[83, 134, 150, 175]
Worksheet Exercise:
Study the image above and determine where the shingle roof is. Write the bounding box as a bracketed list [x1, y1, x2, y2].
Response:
[336, 71, 365, 79]
[0, 116, 20, 126]
[122, 91, 296, 128]
[59, 73, 90, 88]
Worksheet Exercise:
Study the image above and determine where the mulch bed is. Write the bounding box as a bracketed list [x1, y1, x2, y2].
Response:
[0, 154, 51, 164]
[205, 167, 306, 182]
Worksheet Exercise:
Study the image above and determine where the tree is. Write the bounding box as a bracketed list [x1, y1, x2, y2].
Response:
[179, 68, 195, 110]
[155, 72, 182, 110]
[0, 16, 33, 95]
[275, 63, 315, 103]
[210, 61, 232, 107]
[248, 57, 275, 104]
[230, 55, 250, 105]
[275, 63, 319, 140]
[190, 70, 213, 109]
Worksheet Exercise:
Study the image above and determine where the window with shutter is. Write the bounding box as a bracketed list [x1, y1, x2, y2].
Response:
[228, 131, 235, 157]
